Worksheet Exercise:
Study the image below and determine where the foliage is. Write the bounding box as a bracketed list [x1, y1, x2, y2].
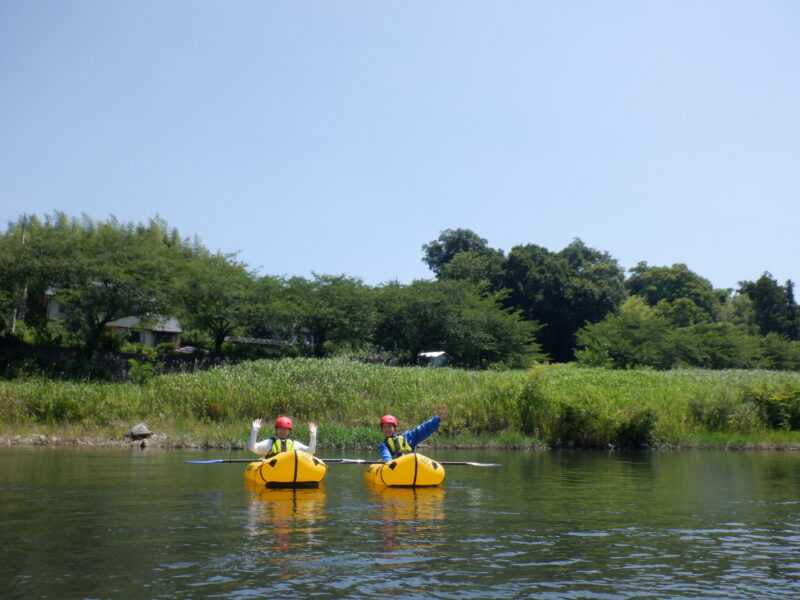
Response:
[4, 360, 800, 449]
[283, 274, 377, 357]
[738, 273, 799, 340]
[3, 214, 799, 372]
[372, 279, 543, 368]
[489, 239, 626, 362]
[127, 357, 163, 385]
[422, 228, 502, 278]
[626, 262, 724, 322]
[173, 254, 255, 355]
[741, 382, 800, 430]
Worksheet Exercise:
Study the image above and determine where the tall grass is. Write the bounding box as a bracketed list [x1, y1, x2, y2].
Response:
[2, 358, 800, 448]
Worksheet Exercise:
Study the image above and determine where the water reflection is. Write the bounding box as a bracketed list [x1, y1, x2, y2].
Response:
[367, 485, 446, 556]
[244, 479, 326, 555]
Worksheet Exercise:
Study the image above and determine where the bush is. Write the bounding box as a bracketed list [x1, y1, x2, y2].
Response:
[615, 407, 657, 448]
[743, 382, 800, 430]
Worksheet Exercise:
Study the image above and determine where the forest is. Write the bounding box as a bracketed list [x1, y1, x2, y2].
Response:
[1, 213, 798, 376]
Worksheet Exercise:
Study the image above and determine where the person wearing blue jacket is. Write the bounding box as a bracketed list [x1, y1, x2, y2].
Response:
[378, 405, 447, 461]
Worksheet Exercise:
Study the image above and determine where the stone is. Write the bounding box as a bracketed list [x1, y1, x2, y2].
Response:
[126, 422, 153, 440]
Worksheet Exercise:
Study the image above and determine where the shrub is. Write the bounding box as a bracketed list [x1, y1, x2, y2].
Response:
[743, 382, 800, 430]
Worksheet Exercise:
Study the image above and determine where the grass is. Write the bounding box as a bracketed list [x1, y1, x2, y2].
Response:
[2, 358, 800, 449]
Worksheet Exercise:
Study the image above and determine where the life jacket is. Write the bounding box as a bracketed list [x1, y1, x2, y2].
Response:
[385, 434, 413, 459]
[267, 437, 295, 456]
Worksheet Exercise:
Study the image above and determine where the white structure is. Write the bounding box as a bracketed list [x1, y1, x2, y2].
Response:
[418, 350, 450, 367]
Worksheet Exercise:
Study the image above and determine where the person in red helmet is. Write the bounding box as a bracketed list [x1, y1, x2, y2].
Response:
[248, 415, 317, 457]
[378, 405, 447, 462]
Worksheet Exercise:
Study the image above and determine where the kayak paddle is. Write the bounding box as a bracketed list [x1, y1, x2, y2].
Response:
[323, 458, 501, 467]
[185, 458, 256, 464]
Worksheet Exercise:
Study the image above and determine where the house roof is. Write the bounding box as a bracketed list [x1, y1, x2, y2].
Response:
[106, 315, 183, 333]
[419, 351, 449, 358]
[224, 336, 289, 346]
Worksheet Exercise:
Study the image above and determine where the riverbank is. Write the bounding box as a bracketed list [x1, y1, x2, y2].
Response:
[2, 423, 800, 452]
[2, 358, 800, 450]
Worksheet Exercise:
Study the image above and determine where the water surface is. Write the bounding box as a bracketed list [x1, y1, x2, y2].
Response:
[2, 447, 799, 599]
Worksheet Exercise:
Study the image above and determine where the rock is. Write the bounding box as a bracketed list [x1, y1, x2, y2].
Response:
[126, 422, 153, 440]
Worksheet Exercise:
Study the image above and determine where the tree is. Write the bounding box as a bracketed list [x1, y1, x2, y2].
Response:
[498, 240, 625, 362]
[738, 273, 799, 340]
[27, 216, 176, 352]
[556, 239, 626, 348]
[283, 274, 377, 357]
[575, 297, 675, 369]
[422, 228, 503, 278]
[373, 279, 542, 368]
[175, 254, 256, 355]
[625, 262, 723, 322]
[439, 248, 505, 288]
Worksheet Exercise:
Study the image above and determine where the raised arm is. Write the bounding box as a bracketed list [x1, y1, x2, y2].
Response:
[247, 418, 274, 456]
[306, 422, 317, 454]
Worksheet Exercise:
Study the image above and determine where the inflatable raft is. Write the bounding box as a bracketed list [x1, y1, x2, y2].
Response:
[244, 450, 328, 488]
[364, 453, 445, 487]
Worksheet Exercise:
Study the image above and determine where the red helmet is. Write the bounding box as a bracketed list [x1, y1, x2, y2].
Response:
[380, 415, 398, 427]
[274, 416, 293, 429]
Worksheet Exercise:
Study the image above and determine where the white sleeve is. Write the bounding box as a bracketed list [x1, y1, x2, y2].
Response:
[291, 428, 317, 454]
[306, 427, 317, 454]
[247, 426, 274, 456]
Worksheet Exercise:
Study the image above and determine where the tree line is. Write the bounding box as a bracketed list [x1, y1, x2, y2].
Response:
[1, 215, 798, 371]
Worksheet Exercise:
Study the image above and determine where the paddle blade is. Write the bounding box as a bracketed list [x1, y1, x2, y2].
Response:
[439, 461, 501, 467]
[185, 459, 254, 464]
[321, 458, 381, 465]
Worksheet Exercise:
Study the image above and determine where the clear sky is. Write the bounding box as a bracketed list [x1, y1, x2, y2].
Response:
[2, 1, 798, 291]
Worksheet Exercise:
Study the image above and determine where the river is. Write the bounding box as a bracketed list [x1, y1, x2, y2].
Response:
[2, 446, 799, 599]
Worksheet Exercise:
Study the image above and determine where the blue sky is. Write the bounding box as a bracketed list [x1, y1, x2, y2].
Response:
[2, 1, 798, 291]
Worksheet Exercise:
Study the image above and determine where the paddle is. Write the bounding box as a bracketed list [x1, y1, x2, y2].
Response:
[186, 458, 501, 467]
[323, 458, 501, 467]
[185, 458, 256, 464]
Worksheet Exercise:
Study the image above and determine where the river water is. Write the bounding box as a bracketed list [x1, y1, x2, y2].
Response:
[2, 446, 800, 599]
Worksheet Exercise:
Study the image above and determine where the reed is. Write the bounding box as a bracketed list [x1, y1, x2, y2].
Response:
[2, 358, 800, 449]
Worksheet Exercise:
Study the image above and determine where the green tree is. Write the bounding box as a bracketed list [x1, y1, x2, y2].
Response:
[284, 274, 377, 357]
[36, 216, 176, 352]
[175, 254, 256, 355]
[669, 322, 764, 369]
[556, 239, 626, 349]
[439, 248, 505, 287]
[499, 240, 625, 362]
[625, 262, 723, 322]
[500, 244, 567, 359]
[373, 279, 542, 368]
[738, 273, 799, 340]
[422, 228, 503, 278]
[575, 297, 675, 369]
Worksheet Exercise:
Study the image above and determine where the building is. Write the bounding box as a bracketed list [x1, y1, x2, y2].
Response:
[44, 290, 182, 347]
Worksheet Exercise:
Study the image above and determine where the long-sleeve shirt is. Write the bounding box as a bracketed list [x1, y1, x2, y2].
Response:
[379, 414, 441, 462]
[248, 425, 317, 456]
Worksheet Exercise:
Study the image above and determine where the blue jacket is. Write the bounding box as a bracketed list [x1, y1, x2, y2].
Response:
[379, 415, 441, 462]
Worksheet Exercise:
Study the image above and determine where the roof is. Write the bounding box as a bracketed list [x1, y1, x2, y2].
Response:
[106, 315, 183, 333]
[224, 336, 289, 346]
[419, 351, 449, 358]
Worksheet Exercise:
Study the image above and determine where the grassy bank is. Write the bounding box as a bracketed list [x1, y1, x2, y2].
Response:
[2, 358, 800, 450]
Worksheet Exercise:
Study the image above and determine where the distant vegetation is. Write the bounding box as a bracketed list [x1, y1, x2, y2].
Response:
[2, 359, 800, 450]
[0, 213, 798, 376]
